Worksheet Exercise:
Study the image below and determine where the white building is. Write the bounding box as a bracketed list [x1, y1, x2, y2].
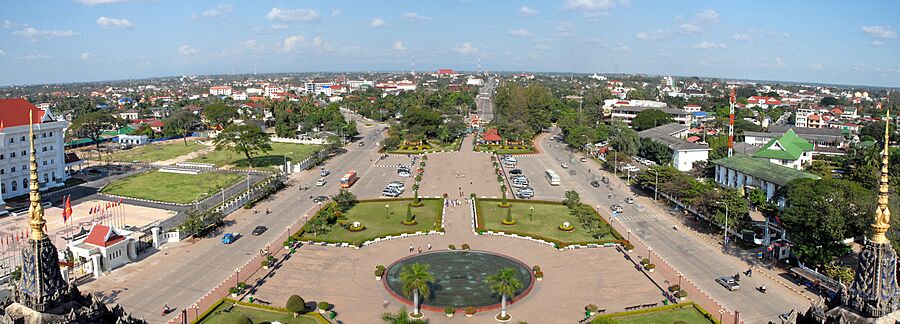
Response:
[67, 224, 138, 277]
[264, 85, 284, 97]
[611, 106, 693, 126]
[347, 80, 374, 91]
[637, 123, 710, 171]
[117, 134, 150, 146]
[209, 86, 233, 96]
[0, 99, 68, 208]
[712, 154, 819, 202]
[231, 92, 248, 101]
[305, 81, 334, 95]
[683, 104, 702, 113]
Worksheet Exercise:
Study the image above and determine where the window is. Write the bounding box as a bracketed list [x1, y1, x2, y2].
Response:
[41, 133, 45, 138]
[10, 152, 14, 158]
[22, 179, 27, 189]
[1, 183, 4, 194]
[8, 138, 12, 144]
[43, 174, 48, 183]
[10, 167, 15, 172]
[0, 154, 4, 160]
[20, 136, 24, 142]
[42, 161, 47, 166]
[42, 147, 47, 152]
[49, 131, 53, 137]
[11, 181, 16, 191]
[21, 150, 26, 157]
[52, 171, 56, 179]
[0, 169, 4, 175]
[50, 159, 53, 164]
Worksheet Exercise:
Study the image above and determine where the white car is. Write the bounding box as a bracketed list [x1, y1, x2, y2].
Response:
[315, 178, 327, 186]
[561, 162, 569, 169]
[388, 181, 405, 192]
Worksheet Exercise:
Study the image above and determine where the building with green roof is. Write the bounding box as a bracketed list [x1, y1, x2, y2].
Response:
[712, 154, 820, 202]
[751, 129, 813, 170]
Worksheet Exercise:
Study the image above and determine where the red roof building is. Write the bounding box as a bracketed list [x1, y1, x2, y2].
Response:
[438, 69, 455, 75]
[84, 224, 125, 248]
[483, 129, 502, 143]
[0, 98, 46, 128]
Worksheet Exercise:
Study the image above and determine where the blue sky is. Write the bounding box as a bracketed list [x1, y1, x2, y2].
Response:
[1, 0, 899, 87]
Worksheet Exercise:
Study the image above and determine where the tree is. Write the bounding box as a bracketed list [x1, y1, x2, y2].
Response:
[68, 112, 119, 155]
[485, 268, 523, 320]
[400, 263, 434, 317]
[631, 109, 674, 131]
[776, 178, 877, 266]
[819, 96, 839, 106]
[860, 120, 897, 147]
[345, 120, 360, 138]
[285, 295, 305, 314]
[638, 138, 672, 165]
[609, 123, 639, 156]
[332, 189, 358, 212]
[163, 110, 201, 145]
[213, 124, 272, 167]
[204, 104, 238, 126]
[381, 307, 427, 324]
[563, 190, 581, 209]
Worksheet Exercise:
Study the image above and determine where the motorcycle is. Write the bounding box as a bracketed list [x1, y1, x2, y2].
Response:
[757, 285, 767, 293]
[162, 306, 172, 316]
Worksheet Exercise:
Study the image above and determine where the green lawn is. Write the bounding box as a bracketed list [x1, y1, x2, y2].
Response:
[476, 144, 535, 155]
[299, 199, 443, 244]
[601, 305, 716, 324]
[189, 142, 321, 170]
[198, 300, 327, 324]
[476, 199, 622, 246]
[105, 141, 204, 163]
[101, 170, 242, 204]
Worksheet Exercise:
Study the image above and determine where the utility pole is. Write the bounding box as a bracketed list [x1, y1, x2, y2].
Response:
[728, 87, 735, 157]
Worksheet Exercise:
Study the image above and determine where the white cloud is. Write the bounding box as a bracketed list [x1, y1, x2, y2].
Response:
[610, 44, 630, 51]
[244, 39, 260, 50]
[370, 18, 387, 28]
[775, 57, 785, 68]
[19, 54, 50, 60]
[282, 35, 305, 52]
[508, 28, 532, 37]
[266, 8, 319, 22]
[533, 44, 550, 51]
[330, 10, 341, 17]
[454, 42, 478, 55]
[809, 64, 823, 71]
[14, 27, 79, 41]
[0, 49, 5, 56]
[96, 16, 133, 28]
[564, 0, 617, 11]
[872, 40, 885, 47]
[402, 13, 429, 21]
[636, 29, 667, 41]
[311, 36, 324, 48]
[556, 22, 576, 37]
[862, 26, 897, 39]
[77, 0, 129, 5]
[519, 6, 538, 16]
[80, 52, 94, 60]
[694, 9, 719, 23]
[731, 33, 752, 41]
[201, 4, 233, 18]
[393, 40, 406, 51]
[3, 20, 11, 29]
[690, 41, 727, 50]
[178, 44, 198, 56]
[270, 24, 288, 30]
[679, 24, 701, 34]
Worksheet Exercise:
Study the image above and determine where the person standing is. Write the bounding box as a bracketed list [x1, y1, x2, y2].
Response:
[409, 244, 414, 253]
[427, 243, 432, 250]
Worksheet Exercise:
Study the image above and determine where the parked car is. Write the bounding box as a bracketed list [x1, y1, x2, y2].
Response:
[580, 157, 587, 162]
[561, 162, 569, 169]
[590, 180, 600, 188]
[312, 195, 329, 203]
[222, 233, 238, 244]
[358, 141, 365, 147]
[398, 167, 411, 177]
[610, 204, 623, 213]
[320, 169, 331, 177]
[601, 176, 609, 184]
[388, 181, 405, 192]
[251, 226, 267, 236]
[316, 178, 327, 186]
[511, 178, 529, 188]
[716, 276, 740, 291]
[382, 187, 402, 197]
[516, 188, 534, 199]
[508, 169, 523, 175]
[625, 197, 635, 204]
[503, 156, 518, 164]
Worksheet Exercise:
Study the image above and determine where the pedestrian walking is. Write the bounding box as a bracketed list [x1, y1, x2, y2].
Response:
[409, 244, 414, 253]
[427, 243, 432, 250]
[418, 246, 422, 254]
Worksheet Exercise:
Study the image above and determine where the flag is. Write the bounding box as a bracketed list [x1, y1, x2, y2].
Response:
[63, 195, 73, 222]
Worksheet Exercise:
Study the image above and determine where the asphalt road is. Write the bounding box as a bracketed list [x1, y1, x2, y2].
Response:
[81, 119, 390, 322]
[477, 77, 495, 123]
[527, 127, 808, 324]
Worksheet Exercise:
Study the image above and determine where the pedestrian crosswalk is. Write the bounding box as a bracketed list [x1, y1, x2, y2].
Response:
[372, 164, 412, 168]
[612, 212, 666, 223]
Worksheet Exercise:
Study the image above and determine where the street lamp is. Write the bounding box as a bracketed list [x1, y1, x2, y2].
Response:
[649, 168, 659, 201]
[678, 271, 683, 287]
[194, 192, 208, 211]
[283, 152, 293, 174]
[385, 204, 390, 219]
[627, 229, 631, 242]
[715, 201, 729, 249]
[529, 206, 534, 222]
[647, 246, 652, 264]
[719, 309, 725, 323]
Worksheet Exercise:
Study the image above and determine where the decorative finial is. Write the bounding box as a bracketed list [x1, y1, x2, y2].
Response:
[872, 109, 892, 244]
[27, 109, 46, 240]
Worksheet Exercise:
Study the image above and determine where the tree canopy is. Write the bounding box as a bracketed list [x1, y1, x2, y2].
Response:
[631, 109, 674, 131]
[162, 110, 200, 145]
[68, 111, 120, 152]
[213, 124, 272, 167]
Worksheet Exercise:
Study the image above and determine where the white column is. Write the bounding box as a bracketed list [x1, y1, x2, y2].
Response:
[151, 227, 161, 249]
[90, 255, 102, 277]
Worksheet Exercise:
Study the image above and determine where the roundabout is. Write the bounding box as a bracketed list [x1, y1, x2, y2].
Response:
[383, 250, 534, 311]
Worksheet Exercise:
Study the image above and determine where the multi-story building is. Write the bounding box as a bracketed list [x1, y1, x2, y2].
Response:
[0, 99, 69, 213]
[304, 81, 334, 95]
[347, 80, 374, 91]
[610, 106, 693, 126]
[209, 86, 233, 96]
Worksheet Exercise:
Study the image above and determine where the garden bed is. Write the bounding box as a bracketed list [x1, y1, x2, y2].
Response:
[104, 141, 203, 163]
[476, 144, 535, 155]
[296, 198, 444, 245]
[189, 142, 320, 171]
[386, 138, 461, 154]
[195, 298, 329, 324]
[475, 199, 622, 247]
[592, 302, 717, 324]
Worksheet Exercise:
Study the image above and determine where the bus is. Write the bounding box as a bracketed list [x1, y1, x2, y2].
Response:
[340, 170, 359, 188]
[545, 169, 560, 186]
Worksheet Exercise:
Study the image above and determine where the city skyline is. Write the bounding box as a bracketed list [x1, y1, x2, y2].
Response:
[1, 0, 899, 87]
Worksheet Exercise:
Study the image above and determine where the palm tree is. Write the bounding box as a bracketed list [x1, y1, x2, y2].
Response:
[400, 263, 434, 317]
[485, 267, 523, 319]
[381, 307, 428, 324]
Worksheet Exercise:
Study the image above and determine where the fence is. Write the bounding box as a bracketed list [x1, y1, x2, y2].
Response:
[168, 204, 319, 324]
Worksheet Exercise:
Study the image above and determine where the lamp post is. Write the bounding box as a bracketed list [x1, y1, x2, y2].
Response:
[715, 201, 729, 249]
[647, 246, 652, 264]
[385, 204, 390, 219]
[650, 168, 659, 201]
[627, 229, 631, 242]
[194, 192, 208, 211]
[678, 272, 683, 287]
[719, 309, 725, 323]
[283, 152, 293, 174]
[529, 206, 534, 222]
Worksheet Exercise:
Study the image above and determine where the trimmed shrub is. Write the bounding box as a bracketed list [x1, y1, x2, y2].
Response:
[219, 313, 252, 324]
[465, 306, 476, 315]
[445, 306, 456, 315]
[640, 258, 650, 265]
[449, 244, 456, 250]
[317, 301, 330, 311]
[532, 265, 541, 272]
[535, 271, 544, 278]
[586, 304, 599, 312]
[285, 295, 305, 313]
[461, 243, 470, 250]
[668, 285, 681, 292]
[623, 243, 635, 251]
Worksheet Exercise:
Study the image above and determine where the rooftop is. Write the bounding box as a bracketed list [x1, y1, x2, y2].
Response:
[753, 129, 814, 160]
[712, 154, 819, 186]
[638, 123, 709, 151]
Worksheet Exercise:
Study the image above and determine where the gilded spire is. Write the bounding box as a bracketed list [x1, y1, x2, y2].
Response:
[27, 109, 46, 240]
[872, 109, 892, 244]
